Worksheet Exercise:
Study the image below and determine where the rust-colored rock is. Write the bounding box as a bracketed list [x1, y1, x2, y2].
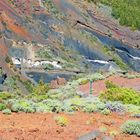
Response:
[50, 77, 67, 89]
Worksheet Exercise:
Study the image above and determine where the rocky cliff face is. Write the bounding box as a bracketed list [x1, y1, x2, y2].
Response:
[0, 0, 140, 78]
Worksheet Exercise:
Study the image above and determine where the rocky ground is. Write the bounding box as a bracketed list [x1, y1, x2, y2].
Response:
[0, 112, 139, 140]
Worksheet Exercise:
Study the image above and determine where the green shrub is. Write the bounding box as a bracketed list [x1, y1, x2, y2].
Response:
[102, 45, 129, 70]
[105, 81, 118, 89]
[100, 81, 140, 105]
[47, 90, 64, 100]
[110, 130, 119, 137]
[35, 102, 52, 112]
[2, 109, 12, 115]
[121, 120, 140, 137]
[42, 99, 63, 113]
[33, 81, 50, 95]
[22, 80, 34, 92]
[54, 116, 69, 127]
[5, 56, 12, 64]
[40, 100, 64, 113]
[125, 104, 140, 114]
[45, 63, 54, 70]
[106, 101, 126, 112]
[101, 108, 111, 115]
[29, 94, 49, 102]
[90, 73, 105, 81]
[0, 92, 13, 100]
[63, 98, 84, 111]
[37, 48, 52, 59]
[83, 104, 97, 113]
[4, 77, 17, 89]
[77, 78, 89, 85]
[11, 100, 35, 113]
[0, 103, 6, 111]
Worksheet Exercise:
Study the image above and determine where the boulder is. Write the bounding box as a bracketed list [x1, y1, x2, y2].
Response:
[77, 130, 100, 140]
[102, 136, 113, 140]
[50, 77, 67, 89]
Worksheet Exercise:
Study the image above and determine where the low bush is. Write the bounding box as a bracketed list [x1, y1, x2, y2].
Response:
[35, 102, 51, 112]
[106, 101, 126, 112]
[0, 92, 13, 100]
[110, 130, 119, 137]
[2, 109, 11, 115]
[90, 73, 105, 81]
[63, 98, 84, 112]
[83, 104, 97, 113]
[22, 80, 34, 92]
[42, 99, 63, 113]
[85, 97, 106, 111]
[4, 77, 17, 89]
[105, 81, 118, 89]
[45, 63, 54, 70]
[29, 94, 49, 102]
[54, 116, 69, 127]
[33, 81, 50, 95]
[125, 104, 140, 114]
[121, 120, 140, 137]
[3, 96, 137, 114]
[77, 78, 89, 85]
[100, 81, 140, 105]
[5, 56, 12, 64]
[47, 90, 64, 100]
[101, 108, 111, 115]
[11, 100, 35, 113]
[0, 103, 6, 111]
[3, 75, 140, 114]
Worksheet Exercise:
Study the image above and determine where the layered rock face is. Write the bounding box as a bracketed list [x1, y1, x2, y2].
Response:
[0, 0, 140, 79]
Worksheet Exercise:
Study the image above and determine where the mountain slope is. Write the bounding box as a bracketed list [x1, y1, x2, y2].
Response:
[0, 0, 140, 88]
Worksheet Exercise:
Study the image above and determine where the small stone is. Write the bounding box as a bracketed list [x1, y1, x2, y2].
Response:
[77, 130, 100, 140]
[102, 121, 114, 126]
[102, 136, 113, 140]
[28, 128, 39, 133]
[8, 128, 15, 132]
[56, 128, 64, 134]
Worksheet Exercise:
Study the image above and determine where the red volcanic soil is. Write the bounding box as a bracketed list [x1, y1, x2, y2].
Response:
[78, 75, 140, 95]
[0, 112, 139, 140]
[0, 11, 32, 40]
[0, 0, 45, 42]
[0, 0, 42, 16]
